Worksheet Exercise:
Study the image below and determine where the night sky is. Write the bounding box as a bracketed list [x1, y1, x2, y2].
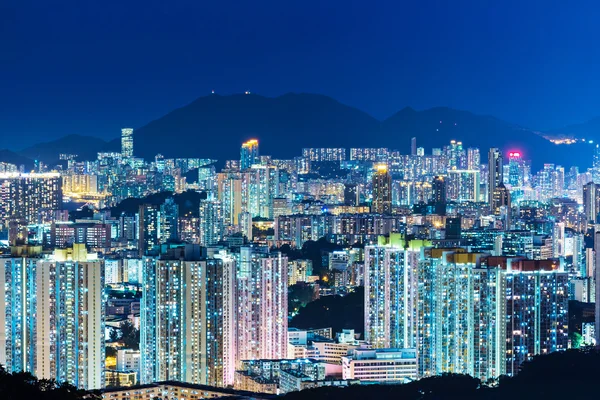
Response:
[2, 0, 600, 148]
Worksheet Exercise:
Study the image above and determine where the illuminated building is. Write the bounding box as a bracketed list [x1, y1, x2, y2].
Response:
[159, 197, 179, 242]
[235, 248, 288, 363]
[491, 183, 511, 228]
[138, 204, 160, 256]
[364, 236, 430, 349]
[302, 148, 346, 162]
[51, 221, 112, 249]
[121, 128, 134, 158]
[594, 144, 600, 183]
[198, 196, 224, 246]
[0, 172, 62, 226]
[467, 148, 480, 170]
[446, 170, 480, 202]
[62, 174, 98, 194]
[287, 259, 313, 286]
[508, 151, 523, 187]
[341, 348, 417, 383]
[1, 245, 105, 389]
[349, 148, 389, 162]
[217, 172, 242, 226]
[488, 148, 503, 205]
[416, 250, 568, 380]
[242, 165, 279, 218]
[140, 252, 236, 386]
[372, 164, 391, 214]
[240, 139, 259, 170]
[583, 181, 600, 225]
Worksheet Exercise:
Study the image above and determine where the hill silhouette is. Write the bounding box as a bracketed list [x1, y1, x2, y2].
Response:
[14, 93, 595, 169]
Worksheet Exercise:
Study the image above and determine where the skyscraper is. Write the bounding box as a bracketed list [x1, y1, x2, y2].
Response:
[121, 128, 134, 158]
[235, 248, 288, 363]
[372, 164, 391, 214]
[140, 252, 236, 386]
[593, 144, 600, 183]
[199, 196, 224, 246]
[159, 197, 179, 242]
[364, 238, 429, 350]
[240, 139, 259, 170]
[0, 245, 105, 390]
[138, 204, 160, 256]
[0, 172, 62, 226]
[488, 148, 503, 206]
[583, 181, 600, 225]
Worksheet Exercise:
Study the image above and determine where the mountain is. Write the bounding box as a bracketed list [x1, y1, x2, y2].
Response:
[109, 93, 381, 161]
[19, 134, 119, 165]
[122, 94, 586, 168]
[21, 93, 593, 169]
[0, 149, 35, 170]
[380, 106, 586, 168]
[546, 117, 600, 141]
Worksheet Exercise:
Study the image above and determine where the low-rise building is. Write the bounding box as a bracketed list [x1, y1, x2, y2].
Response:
[342, 348, 417, 384]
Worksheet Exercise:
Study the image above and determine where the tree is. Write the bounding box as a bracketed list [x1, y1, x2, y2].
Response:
[119, 321, 140, 350]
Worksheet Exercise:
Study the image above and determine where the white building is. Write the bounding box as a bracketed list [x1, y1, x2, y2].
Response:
[342, 348, 418, 383]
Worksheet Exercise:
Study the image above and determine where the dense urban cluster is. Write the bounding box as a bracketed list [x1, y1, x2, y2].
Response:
[0, 129, 598, 398]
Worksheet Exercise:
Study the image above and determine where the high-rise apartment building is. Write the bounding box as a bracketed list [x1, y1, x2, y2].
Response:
[235, 248, 288, 363]
[364, 235, 430, 349]
[583, 181, 600, 225]
[138, 204, 160, 256]
[0, 173, 62, 226]
[371, 164, 391, 214]
[199, 196, 224, 246]
[140, 251, 236, 386]
[0, 245, 105, 390]
[121, 128, 134, 158]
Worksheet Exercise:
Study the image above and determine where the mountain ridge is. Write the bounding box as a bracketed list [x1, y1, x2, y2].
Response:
[1, 93, 594, 169]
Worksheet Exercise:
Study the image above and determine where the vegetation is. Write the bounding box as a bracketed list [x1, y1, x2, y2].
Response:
[109, 190, 207, 216]
[284, 349, 600, 400]
[119, 321, 140, 350]
[290, 287, 364, 335]
[0, 366, 99, 399]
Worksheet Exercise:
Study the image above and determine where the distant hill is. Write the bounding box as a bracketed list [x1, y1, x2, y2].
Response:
[108, 92, 381, 161]
[0, 149, 35, 170]
[546, 117, 600, 141]
[20, 93, 595, 169]
[19, 134, 118, 165]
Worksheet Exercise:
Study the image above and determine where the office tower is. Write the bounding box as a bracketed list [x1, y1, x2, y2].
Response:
[364, 237, 429, 349]
[236, 248, 288, 363]
[583, 181, 600, 224]
[0, 172, 62, 226]
[491, 183, 511, 227]
[240, 139, 259, 170]
[467, 148, 480, 170]
[0, 245, 105, 389]
[159, 197, 179, 242]
[344, 183, 359, 206]
[121, 128, 134, 157]
[594, 144, 600, 183]
[508, 151, 523, 187]
[411, 137, 417, 156]
[488, 148, 503, 206]
[446, 169, 480, 202]
[372, 164, 392, 214]
[199, 196, 224, 246]
[138, 204, 160, 256]
[140, 252, 236, 386]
